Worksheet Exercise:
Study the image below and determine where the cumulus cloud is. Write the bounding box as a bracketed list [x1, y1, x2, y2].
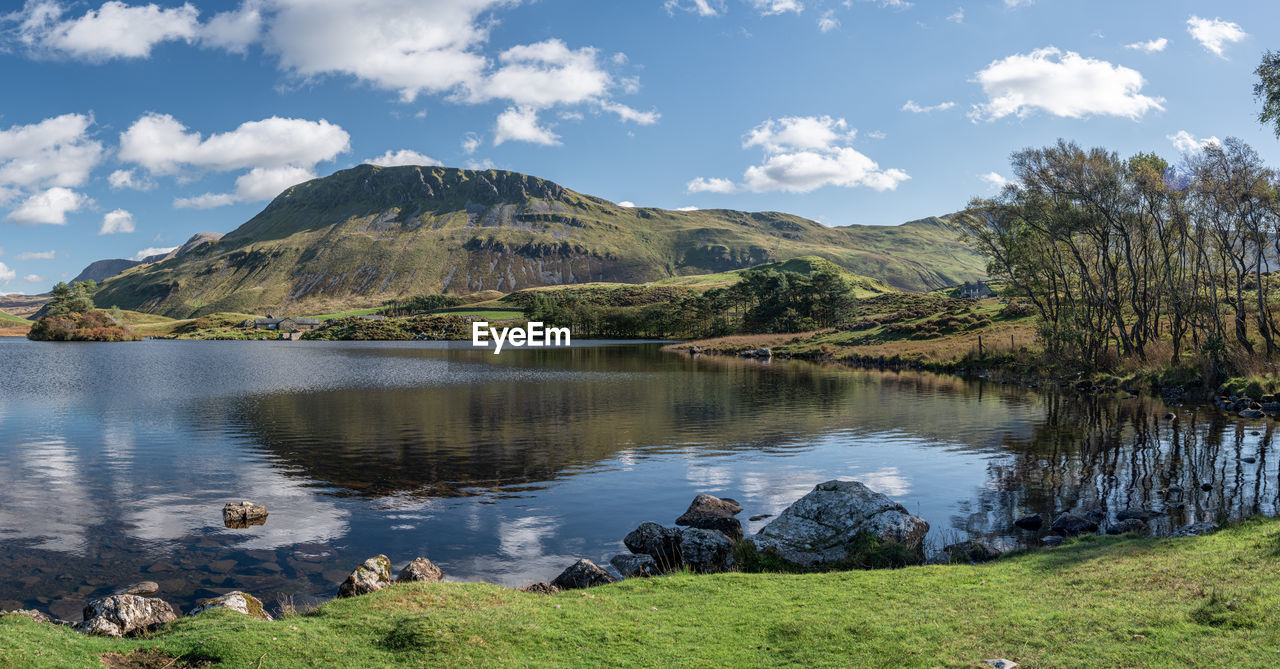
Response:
[22, 273, 43, 283]
[1124, 37, 1168, 53]
[6, 186, 88, 224]
[980, 172, 1012, 190]
[98, 208, 135, 234]
[471, 39, 611, 109]
[107, 168, 152, 190]
[902, 100, 956, 113]
[493, 107, 561, 146]
[199, 0, 262, 53]
[16, 250, 54, 260]
[175, 165, 317, 209]
[130, 246, 176, 261]
[617, 200, 635, 208]
[0, 262, 14, 283]
[9, 0, 199, 60]
[1186, 16, 1246, 58]
[461, 133, 481, 154]
[1167, 130, 1220, 154]
[362, 149, 440, 168]
[689, 115, 908, 195]
[971, 47, 1165, 121]
[675, 205, 700, 211]
[0, 113, 103, 190]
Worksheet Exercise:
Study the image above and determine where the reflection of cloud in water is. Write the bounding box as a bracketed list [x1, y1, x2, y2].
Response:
[0, 438, 103, 553]
[124, 460, 348, 551]
[685, 464, 733, 490]
[497, 515, 558, 559]
[852, 467, 911, 497]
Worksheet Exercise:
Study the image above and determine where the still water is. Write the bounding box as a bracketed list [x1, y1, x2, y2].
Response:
[0, 338, 1275, 620]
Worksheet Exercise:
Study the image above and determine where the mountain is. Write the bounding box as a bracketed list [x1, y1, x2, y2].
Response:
[72, 232, 225, 283]
[93, 165, 985, 318]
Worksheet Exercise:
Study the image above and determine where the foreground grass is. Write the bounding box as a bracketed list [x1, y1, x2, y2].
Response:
[4, 520, 1279, 668]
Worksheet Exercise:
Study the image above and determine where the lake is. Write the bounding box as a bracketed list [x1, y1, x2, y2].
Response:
[0, 338, 1274, 620]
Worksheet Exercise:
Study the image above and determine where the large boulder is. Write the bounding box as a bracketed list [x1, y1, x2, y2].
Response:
[337, 555, 393, 598]
[1106, 519, 1147, 535]
[609, 553, 659, 578]
[1050, 513, 1099, 536]
[623, 522, 684, 571]
[752, 480, 929, 568]
[223, 501, 268, 529]
[679, 528, 737, 573]
[675, 494, 745, 541]
[187, 592, 272, 620]
[550, 559, 616, 590]
[397, 557, 444, 583]
[1013, 514, 1043, 531]
[77, 595, 178, 637]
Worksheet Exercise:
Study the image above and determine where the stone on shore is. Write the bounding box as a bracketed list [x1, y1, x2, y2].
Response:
[679, 528, 737, 573]
[623, 522, 684, 571]
[675, 494, 746, 540]
[223, 501, 268, 528]
[752, 480, 929, 568]
[944, 540, 1002, 564]
[550, 559, 616, 590]
[114, 581, 159, 596]
[397, 557, 444, 583]
[1, 609, 55, 624]
[77, 595, 178, 637]
[519, 582, 559, 594]
[1013, 514, 1043, 531]
[187, 592, 272, 620]
[609, 553, 659, 578]
[1050, 513, 1098, 537]
[1173, 521, 1219, 537]
[1106, 519, 1147, 535]
[337, 555, 393, 598]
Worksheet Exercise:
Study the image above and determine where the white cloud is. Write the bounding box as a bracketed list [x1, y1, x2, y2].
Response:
[107, 168, 152, 191]
[817, 10, 839, 32]
[946, 7, 963, 23]
[461, 133, 481, 154]
[472, 39, 612, 109]
[617, 200, 635, 208]
[493, 107, 561, 146]
[16, 250, 54, 260]
[600, 101, 660, 125]
[980, 172, 1012, 189]
[362, 149, 440, 168]
[1124, 37, 1168, 53]
[1004, 0, 1035, 6]
[1167, 130, 1220, 154]
[99, 208, 135, 235]
[664, 0, 726, 16]
[176, 165, 317, 209]
[0, 113, 103, 189]
[130, 246, 176, 261]
[199, 0, 263, 53]
[687, 177, 738, 194]
[22, 273, 43, 283]
[0, 262, 14, 283]
[6, 186, 88, 225]
[675, 205, 700, 211]
[902, 99, 956, 113]
[172, 192, 235, 210]
[971, 47, 1165, 121]
[10, 0, 199, 60]
[465, 158, 496, 170]
[863, 0, 913, 9]
[1186, 16, 1246, 58]
[690, 116, 908, 194]
[748, 0, 802, 14]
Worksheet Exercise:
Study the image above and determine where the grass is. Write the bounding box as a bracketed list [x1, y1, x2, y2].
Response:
[3, 519, 1279, 668]
[312, 307, 382, 321]
[429, 308, 524, 320]
[0, 309, 29, 325]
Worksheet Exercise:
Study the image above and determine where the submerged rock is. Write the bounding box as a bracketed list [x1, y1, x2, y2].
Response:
[550, 559, 616, 590]
[609, 553, 659, 578]
[187, 592, 272, 620]
[77, 595, 178, 637]
[223, 501, 268, 528]
[752, 480, 929, 568]
[1049, 513, 1098, 537]
[944, 540, 1002, 564]
[1013, 514, 1043, 531]
[624, 522, 684, 571]
[337, 555, 393, 598]
[114, 581, 159, 596]
[679, 528, 737, 573]
[397, 557, 444, 583]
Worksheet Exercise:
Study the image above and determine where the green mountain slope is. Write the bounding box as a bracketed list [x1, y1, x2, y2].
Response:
[654, 256, 896, 297]
[0, 310, 30, 325]
[94, 165, 985, 318]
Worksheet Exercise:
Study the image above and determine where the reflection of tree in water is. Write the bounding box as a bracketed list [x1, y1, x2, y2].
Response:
[959, 391, 1278, 543]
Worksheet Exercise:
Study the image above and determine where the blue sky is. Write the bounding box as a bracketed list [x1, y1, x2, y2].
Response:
[0, 0, 1277, 294]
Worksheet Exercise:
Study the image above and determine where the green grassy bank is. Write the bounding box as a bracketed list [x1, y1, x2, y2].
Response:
[4, 519, 1278, 668]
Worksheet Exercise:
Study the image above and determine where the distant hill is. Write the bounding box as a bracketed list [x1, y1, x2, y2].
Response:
[92, 165, 985, 318]
[72, 232, 225, 283]
[0, 309, 29, 325]
[655, 256, 896, 297]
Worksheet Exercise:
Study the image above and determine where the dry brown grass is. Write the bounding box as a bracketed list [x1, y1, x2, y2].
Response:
[0, 325, 31, 337]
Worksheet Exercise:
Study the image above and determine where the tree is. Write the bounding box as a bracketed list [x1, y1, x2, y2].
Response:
[1255, 50, 1280, 138]
[45, 280, 97, 316]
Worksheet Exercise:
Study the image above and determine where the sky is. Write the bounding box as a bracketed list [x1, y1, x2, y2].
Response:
[0, 0, 1277, 294]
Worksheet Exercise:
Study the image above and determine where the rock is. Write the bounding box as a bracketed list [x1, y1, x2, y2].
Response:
[186, 592, 272, 620]
[741, 348, 772, 358]
[77, 595, 178, 637]
[1262, 402, 1280, 412]
[1238, 409, 1266, 419]
[1041, 536, 1065, 547]
[944, 540, 1001, 564]
[752, 480, 929, 568]
[1106, 519, 1147, 535]
[1116, 509, 1164, 522]
[1173, 521, 1219, 537]
[1013, 514, 1043, 531]
[1163, 412, 1176, 420]
[397, 557, 444, 583]
[748, 514, 771, 522]
[550, 559, 616, 590]
[675, 494, 743, 525]
[987, 660, 1018, 669]
[114, 581, 159, 596]
[623, 522, 684, 571]
[518, 582, 558, 594]
[679, 528, 737, 573]
[223, 501, 268, 529]
[609, 553, 659, 578]
[1, 609, 53, 624]
[337, 555, 393, 598]
[683, 515, 743, 541]
[1083, 509, 1105, 524]
[1050, 513, 1098, 537]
